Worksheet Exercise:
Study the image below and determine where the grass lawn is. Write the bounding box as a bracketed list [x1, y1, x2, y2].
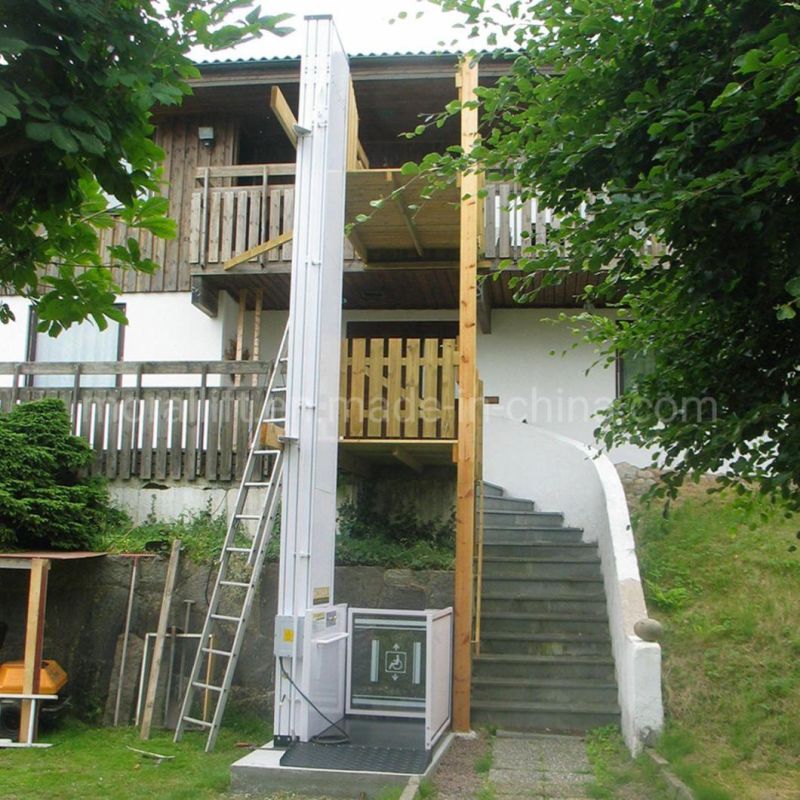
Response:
[0, 715, 279, 800]
[634, 485, 800, 800]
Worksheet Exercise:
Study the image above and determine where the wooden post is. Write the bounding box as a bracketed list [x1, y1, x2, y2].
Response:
[140, 539, 181, 740]
[18, 558, 50, 744]
[453, 57, 480, 732]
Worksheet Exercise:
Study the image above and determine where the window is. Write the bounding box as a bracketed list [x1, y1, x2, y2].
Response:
[28, 307, 125, 388]
[616, 349, 656, 397]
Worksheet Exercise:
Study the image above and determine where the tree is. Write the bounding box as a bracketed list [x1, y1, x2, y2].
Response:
[0, 0, 290, 335]
[421, 0, 800, 505]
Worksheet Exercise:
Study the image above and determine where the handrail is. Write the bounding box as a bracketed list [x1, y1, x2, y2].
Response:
[0, 361, 272, 377]
[193, 164, 296, 180]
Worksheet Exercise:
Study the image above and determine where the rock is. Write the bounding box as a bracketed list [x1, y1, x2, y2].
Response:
[634, 618, 663, 642]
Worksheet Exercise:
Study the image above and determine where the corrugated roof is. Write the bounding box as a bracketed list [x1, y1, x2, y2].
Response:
[194, 50, 464, 66]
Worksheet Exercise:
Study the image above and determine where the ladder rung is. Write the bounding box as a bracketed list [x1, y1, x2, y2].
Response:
[271, 386, 287, 392]
[182, 716, 213, 728]
[253, 449, 281, 455]
[234, 514, 261, 520]
[245, 481, 270, 487]
[202, 647, 233, 657]
[192, 681, 223, 692]
[220, 580, 250, 588]
[226, 546, 250, 553]
[279, 357, 288, 363]
[262, 417, 285, 423]
[210, 613, 241, 623]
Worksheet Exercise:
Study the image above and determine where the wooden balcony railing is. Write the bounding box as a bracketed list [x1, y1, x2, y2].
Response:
[0, 337, 458, 482]
[339, 337, 458, 440]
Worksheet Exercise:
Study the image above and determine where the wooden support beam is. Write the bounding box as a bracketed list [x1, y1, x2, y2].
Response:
[389, 173, 425, 257]
[391, 447, 423, 474]
[234, 289, 248, 388]
[190, 275, 219, 318]
[223, 231, 293, 271]
[453, 56, 480, 733]
[477, 281, 492, 334]
[18, 558, 49, 744]
[347, 226, 369, 263]
[141, 539, 181, 740]
[270, 86, 298, 148]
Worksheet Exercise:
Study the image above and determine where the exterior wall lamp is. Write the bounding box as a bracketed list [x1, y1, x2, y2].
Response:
[198, 126, 215, 149]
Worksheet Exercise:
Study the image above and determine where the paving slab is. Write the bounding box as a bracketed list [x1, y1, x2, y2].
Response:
[489, 732, 592, 800]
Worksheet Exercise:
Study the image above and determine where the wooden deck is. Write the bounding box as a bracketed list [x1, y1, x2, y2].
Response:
[0, 336, 459, 483]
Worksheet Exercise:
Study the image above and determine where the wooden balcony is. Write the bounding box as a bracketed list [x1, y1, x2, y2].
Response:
[0, 337, 459, 482]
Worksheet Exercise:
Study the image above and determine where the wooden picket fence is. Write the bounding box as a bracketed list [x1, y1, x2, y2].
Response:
[339, 337, 458, 440]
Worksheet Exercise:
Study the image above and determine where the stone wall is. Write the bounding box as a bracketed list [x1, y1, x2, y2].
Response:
[0, 556, 453, 726]
[614, 462, 662, 504]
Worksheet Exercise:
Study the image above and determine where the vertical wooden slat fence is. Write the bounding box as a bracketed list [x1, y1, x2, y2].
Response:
[339, 337, 459, 440]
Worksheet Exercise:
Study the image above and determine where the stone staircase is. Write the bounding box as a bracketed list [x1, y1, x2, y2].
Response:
[472, 482, 621, 732]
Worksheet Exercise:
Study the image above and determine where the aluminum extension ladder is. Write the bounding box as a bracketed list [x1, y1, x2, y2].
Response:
[174, 324, 289, 752]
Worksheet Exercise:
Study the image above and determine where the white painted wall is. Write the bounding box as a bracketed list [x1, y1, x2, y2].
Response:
[483, 415, 664, 755]
[478, 309, 650, 466]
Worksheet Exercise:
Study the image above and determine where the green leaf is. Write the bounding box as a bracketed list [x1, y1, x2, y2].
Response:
[737, 49, 764, 75]
[400, 161, 420, 176]
[786, 277, 800, 297]
[711, 82, 742, 108]
[776, 304, 796, 320]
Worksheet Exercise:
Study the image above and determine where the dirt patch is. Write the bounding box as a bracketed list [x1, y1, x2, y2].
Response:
[433, 730, 490, 800]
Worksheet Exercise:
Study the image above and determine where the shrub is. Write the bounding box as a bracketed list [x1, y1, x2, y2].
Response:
[0, 399, 122, 550]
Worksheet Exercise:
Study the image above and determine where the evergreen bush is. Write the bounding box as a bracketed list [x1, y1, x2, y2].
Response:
[0, 399, 122, 550]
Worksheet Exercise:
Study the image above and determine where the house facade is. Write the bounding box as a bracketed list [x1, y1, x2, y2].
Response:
[0, 50, 662, 754]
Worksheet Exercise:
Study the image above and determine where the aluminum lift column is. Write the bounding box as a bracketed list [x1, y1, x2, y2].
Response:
[273, 16, 350, 744]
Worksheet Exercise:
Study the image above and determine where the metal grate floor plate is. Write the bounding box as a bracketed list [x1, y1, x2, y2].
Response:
[280, 741, 430, 774]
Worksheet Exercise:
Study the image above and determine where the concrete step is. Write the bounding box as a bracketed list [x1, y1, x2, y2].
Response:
[483, 526, 585, 545]
[483, 542, 599, 561]
[481, 482, 505, 498]
[482, 575, 605, 599]
[479, 611, 609, 636]
[473, 654, 616, 682]
[482, 557, 602, 580]
[482, 595, 609, 616]
[484, 510, 565, 529]
[480, 632, 612, 657]
[471, 676, 619, 706]
[471, 699, 620, 733]
[481, 496, 536, 513]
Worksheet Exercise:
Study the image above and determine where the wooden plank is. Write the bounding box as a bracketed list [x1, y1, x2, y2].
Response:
[390, 173, 424, 256]
[140, 394, 155, 480]
[281, 187, 294, 260]
[192, 163, 295, 180]
[235, 189, 248, 256]
[498, 182, 511, 259]
[92, 391, 107, 477]
[208, 191, 222, 263]
[235, 390, 250, 480]
[454, 56, 479, 733]
[155, 395, 169, 481]
[270, 86, 299, 148]
[259, 422, 285, 451]
[218, 392, 233, 481]
[252, 289, 263, 387]
[268, 188, 281, 261]
[347, 80, 359, 171]
[18, 558, 49, 744]
[441, 339, 457, 438]
[140, 539, 181, 741]
[185, 388, 198, 481]
[205, 389, 220, 481]
[348, 338, 366, 437]
[247, 189, 261, 253]
[386, 338, 402, 438]
[338, 339, 348, 437]
[170, 392, 183, 480]
[421, 338, 439, 439]
[403, 338, 420, 439]
[367, 338, 384, 437]
[220, 190, 234, 263]
[119, 396, 133, 481]
[223, 230, 293, 271]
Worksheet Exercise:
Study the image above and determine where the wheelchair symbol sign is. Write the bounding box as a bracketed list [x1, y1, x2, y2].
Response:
[385, 645, 407, 677]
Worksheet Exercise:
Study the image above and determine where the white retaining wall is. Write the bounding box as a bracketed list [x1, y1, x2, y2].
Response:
[483, 413, 663, 755]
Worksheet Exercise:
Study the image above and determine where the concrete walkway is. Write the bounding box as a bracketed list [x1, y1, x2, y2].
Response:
[488, 732, 593, 799]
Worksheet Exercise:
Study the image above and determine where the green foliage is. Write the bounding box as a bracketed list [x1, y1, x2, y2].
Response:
[474, 752, 492, 774]
[0, 399, 123, 550]
[0, 0, 292, 334]
[584, 725, 670, 800]
[97, 499, 230, 564]
[635, 488, 800, 796]
[427, 0, 800, 507]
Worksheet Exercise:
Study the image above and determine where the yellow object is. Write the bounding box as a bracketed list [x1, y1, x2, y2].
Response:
[282, 629, 294, 643]
[0, 660, 68, 695]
